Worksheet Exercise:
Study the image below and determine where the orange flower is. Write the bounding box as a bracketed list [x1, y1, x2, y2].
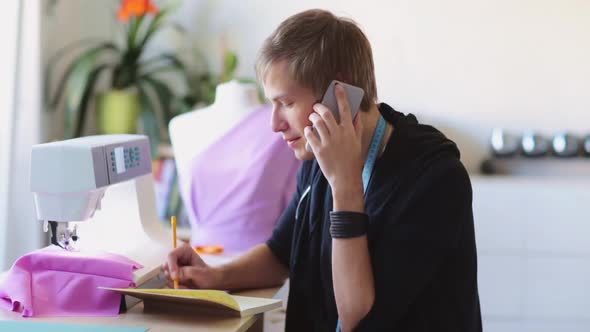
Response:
[117, 0, 159, 22]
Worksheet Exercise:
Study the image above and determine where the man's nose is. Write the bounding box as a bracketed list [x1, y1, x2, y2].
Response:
[270, 106, 288, 132]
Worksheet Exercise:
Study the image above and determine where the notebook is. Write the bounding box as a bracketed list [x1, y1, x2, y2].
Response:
[100, 287, 282, 317]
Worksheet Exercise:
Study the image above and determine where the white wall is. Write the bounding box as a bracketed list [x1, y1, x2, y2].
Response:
[171, 0, 590, 172]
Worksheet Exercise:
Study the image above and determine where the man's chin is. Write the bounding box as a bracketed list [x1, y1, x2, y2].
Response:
[294, 148, 315, 161]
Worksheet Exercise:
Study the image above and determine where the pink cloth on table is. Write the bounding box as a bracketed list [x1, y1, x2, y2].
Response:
[0, 245, 142, 317]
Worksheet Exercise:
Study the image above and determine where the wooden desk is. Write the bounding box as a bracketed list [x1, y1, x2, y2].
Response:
[0, 285, 279, 332]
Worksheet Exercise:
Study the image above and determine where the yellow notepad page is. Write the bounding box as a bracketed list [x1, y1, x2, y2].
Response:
[99, 287, 282, 316]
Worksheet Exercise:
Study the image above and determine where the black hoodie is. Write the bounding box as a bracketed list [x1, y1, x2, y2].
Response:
[267, 103, 482, 332]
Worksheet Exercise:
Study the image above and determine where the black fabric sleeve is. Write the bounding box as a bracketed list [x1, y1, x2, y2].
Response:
[354, 158, 472, 331]
[266, 162, 310, 269]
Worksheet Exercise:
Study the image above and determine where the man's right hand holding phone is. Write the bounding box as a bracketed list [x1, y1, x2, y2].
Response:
[305, 83, 365, 207]
[305, 80, 364, 152]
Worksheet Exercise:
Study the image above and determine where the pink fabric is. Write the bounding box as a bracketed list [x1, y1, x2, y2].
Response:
[0, 246, 142, 317]
[186, 106, 300, 252]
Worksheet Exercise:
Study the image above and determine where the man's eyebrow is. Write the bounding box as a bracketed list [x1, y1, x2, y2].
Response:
[268, 93, 290, 101]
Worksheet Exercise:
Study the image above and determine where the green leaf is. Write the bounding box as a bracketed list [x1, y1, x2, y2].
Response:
[189, 73, 217, 106]
[135, 2, 181, 53]
[65, 64, 113, 138]
[128, 15, 145, 51]
[220, 51, 238, 83]
[52, 43, 118, 113]
[138, 76, 176, 142]
[140, 53, 186, 73]
[140, 76, 175, 125]
[44, 38, 112, 110]
[138, 86, 161, 156]
[225, 51, 238, 74]
[61, 45, 117, 137]
[138, 66, 187, 85]
[138, 53, 191, 88]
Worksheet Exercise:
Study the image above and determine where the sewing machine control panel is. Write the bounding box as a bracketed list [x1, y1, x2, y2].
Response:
[111, 146, 143, 174]
[105, 139, 151, 184]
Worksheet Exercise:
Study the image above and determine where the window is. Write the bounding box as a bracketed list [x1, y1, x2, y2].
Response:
[0, 0, 21, 270]
[0, 0, 43, 270]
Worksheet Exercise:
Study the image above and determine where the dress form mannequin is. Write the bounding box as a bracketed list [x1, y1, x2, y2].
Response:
[169, 79, 261, 184]
[169, 80, 300, 252]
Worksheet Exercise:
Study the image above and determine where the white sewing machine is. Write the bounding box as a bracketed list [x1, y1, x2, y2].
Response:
[29, 134, 171, 290]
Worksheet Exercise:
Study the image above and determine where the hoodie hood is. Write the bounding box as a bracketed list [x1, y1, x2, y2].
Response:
[378, 103, 461, 173]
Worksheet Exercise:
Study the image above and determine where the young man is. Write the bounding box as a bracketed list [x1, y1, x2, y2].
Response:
[163, 9, 482, 332]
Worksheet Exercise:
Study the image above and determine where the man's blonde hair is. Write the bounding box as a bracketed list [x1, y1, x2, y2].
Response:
[256, 9, 377, 111]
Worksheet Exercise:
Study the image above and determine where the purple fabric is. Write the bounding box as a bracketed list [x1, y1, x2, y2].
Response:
[186, 106, 300, 252]
[0, 246, 141, 317]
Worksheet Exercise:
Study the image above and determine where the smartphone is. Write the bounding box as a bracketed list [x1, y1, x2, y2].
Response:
[306, 80, 365, 151]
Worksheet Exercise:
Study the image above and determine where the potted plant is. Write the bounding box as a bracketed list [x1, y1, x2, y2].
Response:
[45, 0, 192, 151]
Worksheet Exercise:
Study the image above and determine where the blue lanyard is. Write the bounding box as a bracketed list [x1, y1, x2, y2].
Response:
[336, 113, 386, 332]
[296, 113, 387, 220]
[362, 114, 387, 193]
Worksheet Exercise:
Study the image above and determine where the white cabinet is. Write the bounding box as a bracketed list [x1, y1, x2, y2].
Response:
[472, 176, 590, 330]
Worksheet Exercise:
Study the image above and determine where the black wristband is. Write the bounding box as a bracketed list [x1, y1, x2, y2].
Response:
[329, 211, 369, 238]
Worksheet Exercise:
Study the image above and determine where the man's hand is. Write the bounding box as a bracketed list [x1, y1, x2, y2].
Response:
[161, 242, 222, 289]
[305, 83, 365, 210]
